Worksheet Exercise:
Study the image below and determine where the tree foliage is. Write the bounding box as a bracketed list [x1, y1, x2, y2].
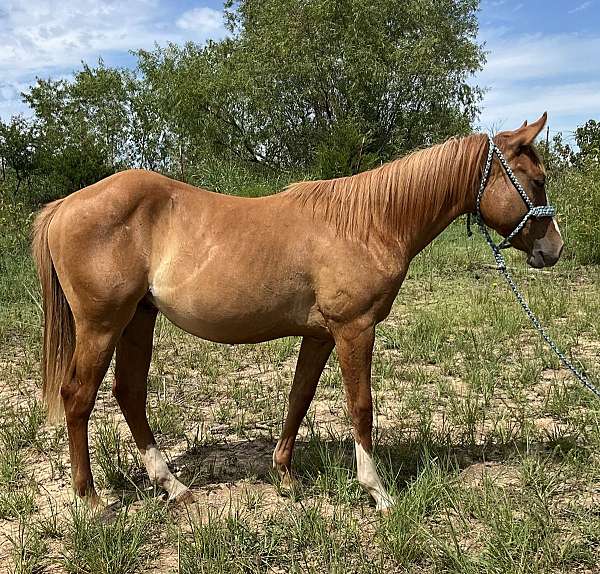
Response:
[574, 119, 600, 165]
[203, 0, 485, 172]
[0, 116, 38, 194]
[539, 119, 600, 173]
[3, 0, 485, 200]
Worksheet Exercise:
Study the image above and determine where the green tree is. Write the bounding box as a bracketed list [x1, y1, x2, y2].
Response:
[69, 62, 130, 169]
[538, 132, 575, 174]
[221, 0, 485, 172]
[0, 116, 38, 195]
[574, 119, 600, 165]
[125, 70, 171, 171]
[135, 45, 197, 179]
[138, 0, 485, 177]
[23, 75, 115, 198]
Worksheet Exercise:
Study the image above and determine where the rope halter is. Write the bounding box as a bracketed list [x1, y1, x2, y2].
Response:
[472, 135, 556, 255]
[469, 135, 600, 399]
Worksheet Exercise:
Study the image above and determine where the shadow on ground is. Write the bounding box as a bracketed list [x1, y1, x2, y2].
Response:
[102, 432, 592, 508]
[170, 432, 590, 488]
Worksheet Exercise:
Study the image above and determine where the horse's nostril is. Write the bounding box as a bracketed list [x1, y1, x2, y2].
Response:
[543, 243, 563, 267]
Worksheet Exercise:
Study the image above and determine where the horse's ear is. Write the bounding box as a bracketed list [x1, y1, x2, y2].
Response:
[511, 112, 547, 147]
[520, 120, 528, 128]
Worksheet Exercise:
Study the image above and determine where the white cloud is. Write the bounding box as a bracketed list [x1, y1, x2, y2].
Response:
[1, 1, 164, 78]
[0, 0, 226, 120]
[475, 30, 600, 139]
[569, 1, 594, 14]
[478, 33, 600, 83]
[176, 7, 223, 35]
[480, 81, 600, 133]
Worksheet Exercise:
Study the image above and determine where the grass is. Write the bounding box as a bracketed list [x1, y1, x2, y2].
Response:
[178, 504, 373, 573]
[552, 161, 600, 265]
[6, 517, 49, 574]
[92, 417, 145, 492]
[61, 500, 166, 574]
[1, 171, 599, 572]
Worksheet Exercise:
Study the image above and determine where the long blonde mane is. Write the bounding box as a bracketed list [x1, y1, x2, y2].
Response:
[285, 133, 488, 241]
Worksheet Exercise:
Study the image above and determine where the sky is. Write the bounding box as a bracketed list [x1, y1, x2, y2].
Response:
[477, 0, 600, 141]
[0, 0, 598, 143]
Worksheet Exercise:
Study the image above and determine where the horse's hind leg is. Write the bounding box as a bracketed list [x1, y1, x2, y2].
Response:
[273, 336, 334, 487]
[61, 323, 120, 503]
[112, 302, 190, 501]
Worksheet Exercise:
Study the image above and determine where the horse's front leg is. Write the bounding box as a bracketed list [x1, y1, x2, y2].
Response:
[333, 322, 394, 512]
[273, 336, 334, 488]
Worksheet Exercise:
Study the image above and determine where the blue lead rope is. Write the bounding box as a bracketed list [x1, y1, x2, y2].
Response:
[471, 136, 600, 400]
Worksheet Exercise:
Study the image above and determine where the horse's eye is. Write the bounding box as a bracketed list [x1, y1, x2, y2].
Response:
[532, 177, 546, 188]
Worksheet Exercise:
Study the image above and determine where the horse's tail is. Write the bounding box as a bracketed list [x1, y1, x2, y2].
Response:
[32, 199, 75, 423]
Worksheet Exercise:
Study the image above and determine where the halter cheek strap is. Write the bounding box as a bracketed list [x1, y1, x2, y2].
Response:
[474, 135, 556, 253]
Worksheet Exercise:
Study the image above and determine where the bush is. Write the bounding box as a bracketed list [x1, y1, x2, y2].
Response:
[315, 122, 380, 179]
[189, 157, 305, 197]
[552, 162, 600, 265]
[0, 193, 36, 305]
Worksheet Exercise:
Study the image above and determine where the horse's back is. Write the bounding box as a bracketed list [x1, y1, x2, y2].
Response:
[45, 170, 328, 340]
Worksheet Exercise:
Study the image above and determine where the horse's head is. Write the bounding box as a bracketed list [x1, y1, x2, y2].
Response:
[479, 113, 564, 269]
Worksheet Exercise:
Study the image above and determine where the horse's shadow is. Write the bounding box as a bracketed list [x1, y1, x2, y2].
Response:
[106, 432, 590, 508]
[171, 437, 278, 487]
[168, 431, 588, 491]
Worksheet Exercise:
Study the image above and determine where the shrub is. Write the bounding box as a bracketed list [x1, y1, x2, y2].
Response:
[552, 161, 600, 265]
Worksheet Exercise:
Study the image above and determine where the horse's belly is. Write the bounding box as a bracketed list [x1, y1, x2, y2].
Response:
[148, 230, 328, 343]
[150, 280, 325, 344]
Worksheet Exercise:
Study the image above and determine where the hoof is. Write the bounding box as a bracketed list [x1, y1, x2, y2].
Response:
[170, 488, 196, 506]
[85, 493, 105, 511]
[278, 471, 299, 496]
[376, 498, 395, 515]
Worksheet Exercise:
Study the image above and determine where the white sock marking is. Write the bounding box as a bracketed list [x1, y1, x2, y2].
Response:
[143, 444, 188, 500]
[355, 442, 394, 511]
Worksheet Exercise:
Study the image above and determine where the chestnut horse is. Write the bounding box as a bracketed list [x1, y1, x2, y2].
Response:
[33, 114, 562, 511]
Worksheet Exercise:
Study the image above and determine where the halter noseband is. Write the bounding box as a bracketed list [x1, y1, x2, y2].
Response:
[473, 135, 556, 251]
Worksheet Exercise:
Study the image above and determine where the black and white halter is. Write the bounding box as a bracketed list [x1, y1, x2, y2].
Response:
[475, 134, 556, 251]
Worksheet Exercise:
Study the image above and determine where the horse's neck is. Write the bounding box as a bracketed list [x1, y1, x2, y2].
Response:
[394, 160, 478, 261]
[404, 196, 471, 260]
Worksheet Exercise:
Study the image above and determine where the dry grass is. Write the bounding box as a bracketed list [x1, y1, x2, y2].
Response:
[1, 209, 599, 573]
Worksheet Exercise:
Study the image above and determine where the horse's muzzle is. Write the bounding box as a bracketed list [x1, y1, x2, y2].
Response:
[527, 241, 564, 269]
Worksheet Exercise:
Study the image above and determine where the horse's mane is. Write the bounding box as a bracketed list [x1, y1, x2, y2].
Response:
[284, 133, 489, 242]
